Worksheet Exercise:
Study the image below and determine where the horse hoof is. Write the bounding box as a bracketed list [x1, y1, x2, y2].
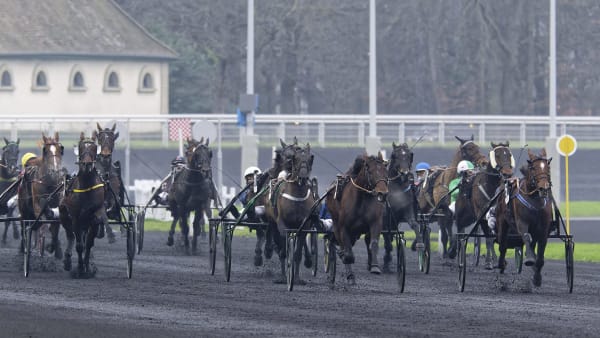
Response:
[107, 232, 116, 244]
[254, 255, 263, 267]
[54, 248, 63, 260]
[484, 262, 493, 270]
[273, 277, 286, 284]
[304, 257, 312, 269]
[524, 258, 535, 267]
[166, 236, 174, 246]
[265, 247, 273, 259]
[295, 279, 307, 286]
[346, 274, 356, 285]
[63, 257, 72, 271]
[533, 274, 542, 287]
[97, 226, 105, 239]
[382, 264, 391, 274]
[370, 266, 381, 275]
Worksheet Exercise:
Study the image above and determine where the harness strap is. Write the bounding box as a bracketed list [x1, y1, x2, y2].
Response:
[477, 184, 491, 201]
[73, 183, 104, 193]
[282, 189, 311, 202]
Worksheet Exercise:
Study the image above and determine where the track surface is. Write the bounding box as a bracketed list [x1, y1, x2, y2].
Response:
[1, 231, 599, 337]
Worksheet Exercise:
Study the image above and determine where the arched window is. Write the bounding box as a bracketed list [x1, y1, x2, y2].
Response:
[69, 66, 86, 92]
[0, 69, 12, 90]
[32, 65, 49, 91]
[104, 66, 121, 92]
[138, 67, 155, 93]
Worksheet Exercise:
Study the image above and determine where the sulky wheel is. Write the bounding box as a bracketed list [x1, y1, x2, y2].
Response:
[286, 233, 297, 291]
[457, 237, 467, 292]
[418, 226, 431, 274]
[23, 224, 32, 278]
[310, 232, 318, 277]
[223, 224, 233, 282]
[515, 246, 524, 274]
[135, 210, 145, 254]
[396, 234, 406, 292]
[209, 220, 217, 275]
[126, 225, 135, 279]
[565, 239, 574, 294]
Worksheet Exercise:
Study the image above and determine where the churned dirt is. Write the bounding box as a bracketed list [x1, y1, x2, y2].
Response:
[1, 230, 599, 337]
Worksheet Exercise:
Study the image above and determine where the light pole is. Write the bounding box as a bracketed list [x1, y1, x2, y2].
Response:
[547, 0, 561, 203]
[366, 0, 381, 155]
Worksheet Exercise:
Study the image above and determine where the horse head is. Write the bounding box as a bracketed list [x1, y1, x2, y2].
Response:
[289, 142, 313, 183]
[456, 135, 489, 168]
[41, 132, 64, 173]
[525, 148, 552, 197]
[187, 137, 212, 177]
[489, 141, 514, 178]
[2, 137, 19, 176]
[388, 142, 413, 178]
[351, 152, 388, 202]
[75, 132, 98, 174]
[96, 123, 119, 171]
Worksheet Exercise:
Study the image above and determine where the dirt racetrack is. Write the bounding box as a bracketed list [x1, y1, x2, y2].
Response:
[1, 230, 599, 338]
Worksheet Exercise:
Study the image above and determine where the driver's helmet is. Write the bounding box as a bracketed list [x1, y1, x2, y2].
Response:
[171, 156, 185, 166]
[243, 166, 261, 179]
[21, 152, 37, 168]
[415, 162, 430, 172]
[457, 160, 474, 174]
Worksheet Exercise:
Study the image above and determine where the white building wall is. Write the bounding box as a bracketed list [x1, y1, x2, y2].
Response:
[0, 59, 168, 116]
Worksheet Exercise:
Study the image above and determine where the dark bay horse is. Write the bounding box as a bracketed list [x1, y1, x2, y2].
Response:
[453, 141, 514, 268]
[18, 132, 66, 259]
[245, 138, 301, 267]
[417, 135, 488, 258]
[95, 122, 122, 243]
[167, 137, 214, 254]
[263, 141, 316, 284]
[59, 133, 106, 277]
[0, 138, 20, 244]
[326, 152, 388, 284]
[382, 142, 420, 272]
[496, 149, 553, 287]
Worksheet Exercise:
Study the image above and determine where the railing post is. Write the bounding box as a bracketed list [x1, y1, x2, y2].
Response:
[478, 123, 485, 144]
[318, 122, 325, 147]
[398, 122, 405, 143]
[520, 122, 526, 146]
[359, 123, 365, 147]
[162, 121, 168, 147]
[438, 122, 445, 146]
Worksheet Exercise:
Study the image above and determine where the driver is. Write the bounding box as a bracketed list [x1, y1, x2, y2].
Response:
[448, 160, 474, 213]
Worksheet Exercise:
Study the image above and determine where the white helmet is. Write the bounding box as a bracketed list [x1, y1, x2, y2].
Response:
[457, 160, 474, 174]
[244, 166, 261, 178]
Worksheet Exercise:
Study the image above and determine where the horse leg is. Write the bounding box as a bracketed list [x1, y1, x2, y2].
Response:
[273, 232, 286, 284]
[166, 207, 178, 246]
[105, 222, 116, 244]
[50, 222, 63, 259]
[1, 220, 7, 244]
[295, 233, 307, 285]
[368, 233, 381, 275]
[63, 230, 74, 271]
[264, 226, 274, 259]
[364, 234, 372, 271]
[344, 263, 356, 285]
[191, 213, 201, 255]
[532, 237, 547, 287]
[522, 232, 536, 267]
[439, 215, 452, 259]
[180, 212, 190, 255]
[408, 219, 423, 252]
[302, 236, 312, 269]
[382, 232, 393, 273]
[74, 230, 85, 278]
[254, 227, 265, 266]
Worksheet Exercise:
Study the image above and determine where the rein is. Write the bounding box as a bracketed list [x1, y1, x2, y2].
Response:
[72, 183, 104, 193]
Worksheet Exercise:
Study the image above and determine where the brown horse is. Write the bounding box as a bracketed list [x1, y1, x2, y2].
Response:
[166, 137, 214, 254]
[496, 148, 553, 287]
[18, 132, 66, 259]
[326, 152, 388, 285]
[0, 138, 20, 244]
[417, 135, 488, 258]
[263, 141, 316, 284]
[60, 133, 106, 277]
[453, 141, 514, 268]
[95, 122, 122, 243]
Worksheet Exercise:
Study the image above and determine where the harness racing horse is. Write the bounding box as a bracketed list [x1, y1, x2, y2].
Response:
[59, 133, 107, 277]
[417, 135, 488, 258]
[166, 137, 214, 254]
[95, 123, 122, 243]
[18, 132, 66, 259]
[0, 138, 20, 244]
[246, 138, 301, 267]
[326, 152, 388, 285]
[382, 142, 421, 272]
[264, 141, 316, 284]
[453, 141, 514, 268]
[496, 148, 553, 287]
